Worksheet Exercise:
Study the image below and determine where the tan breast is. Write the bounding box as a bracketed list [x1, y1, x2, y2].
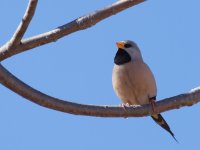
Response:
[112, 61, 157, 105]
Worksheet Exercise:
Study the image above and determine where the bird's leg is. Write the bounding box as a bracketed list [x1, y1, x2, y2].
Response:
[149, 96, 156, 112]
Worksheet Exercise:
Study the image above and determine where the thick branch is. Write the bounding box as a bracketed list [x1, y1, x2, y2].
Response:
[0, 0, 145, 61]
[7, 0, 38, 48]
[1, 0, 199, 118]
[0, 64, 200, 117]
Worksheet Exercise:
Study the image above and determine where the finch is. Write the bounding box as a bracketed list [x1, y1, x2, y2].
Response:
[112, 40, 177, 142]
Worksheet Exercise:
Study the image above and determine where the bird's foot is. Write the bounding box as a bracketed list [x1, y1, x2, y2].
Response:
[120, 103, 130, 110]
[120, 103, 130, 119]
[149, 98, 156, 112]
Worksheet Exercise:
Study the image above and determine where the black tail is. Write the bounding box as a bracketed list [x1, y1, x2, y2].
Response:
[151, 114, 178, 143]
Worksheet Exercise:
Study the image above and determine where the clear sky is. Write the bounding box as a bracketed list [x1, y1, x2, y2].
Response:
[1, 0, 200, 149]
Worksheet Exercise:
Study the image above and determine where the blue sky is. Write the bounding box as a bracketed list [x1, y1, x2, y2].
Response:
[1, 0, 200, 149]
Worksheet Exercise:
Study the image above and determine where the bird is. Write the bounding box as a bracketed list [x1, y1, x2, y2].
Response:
[112, 40, 178, 142]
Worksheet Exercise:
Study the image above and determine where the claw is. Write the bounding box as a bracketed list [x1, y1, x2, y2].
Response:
[120, 103, 130, 119]
[120, 103, 130, 110]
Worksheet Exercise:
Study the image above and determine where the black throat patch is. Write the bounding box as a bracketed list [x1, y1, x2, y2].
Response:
[114, 48, 131, 65]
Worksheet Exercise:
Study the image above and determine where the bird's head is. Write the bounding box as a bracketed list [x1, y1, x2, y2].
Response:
[114, 40, 143, 65]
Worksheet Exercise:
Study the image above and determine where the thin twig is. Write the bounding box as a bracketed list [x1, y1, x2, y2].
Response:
[7, 0, 38, 49]
[0, 64, 199, 117]
[0, 0, 145, 61]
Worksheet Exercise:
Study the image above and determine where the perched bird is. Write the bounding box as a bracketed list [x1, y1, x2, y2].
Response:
[112, 40, 177, 142]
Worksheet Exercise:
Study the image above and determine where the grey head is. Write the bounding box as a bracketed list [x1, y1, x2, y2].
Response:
[114, 40, 143, 65]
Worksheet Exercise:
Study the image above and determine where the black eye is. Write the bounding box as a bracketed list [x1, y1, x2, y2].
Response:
[124, 43, 132, 48]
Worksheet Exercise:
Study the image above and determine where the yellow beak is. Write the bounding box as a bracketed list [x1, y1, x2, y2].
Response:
[116, 42, 125, 49]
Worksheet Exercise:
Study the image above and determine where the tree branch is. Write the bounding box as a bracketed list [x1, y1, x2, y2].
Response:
[1, 0, 199, 118]
[0, 0, 145, 61]
[0, 64, 200, 117]
[7, 0, 38, 49]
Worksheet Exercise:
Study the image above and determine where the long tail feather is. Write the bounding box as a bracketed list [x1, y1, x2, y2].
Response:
[151, 114, 179, 143]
